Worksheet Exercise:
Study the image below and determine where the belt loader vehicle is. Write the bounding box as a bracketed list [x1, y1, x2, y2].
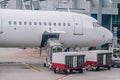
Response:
[52, 52, 86, 74]
[109, 44, 120, 68]
[44, 39, 86, 74]
[44, 38, 63, 67]
[111, 48, 120, 67]
[84, 50, 112, 71]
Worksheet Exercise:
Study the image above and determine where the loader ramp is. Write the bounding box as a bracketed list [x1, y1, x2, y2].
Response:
[46, 38, 63, 63]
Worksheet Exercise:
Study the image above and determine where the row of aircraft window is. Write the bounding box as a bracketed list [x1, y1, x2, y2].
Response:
[8, 21, 71, 26]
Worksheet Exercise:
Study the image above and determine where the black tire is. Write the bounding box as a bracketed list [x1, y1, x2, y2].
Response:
[108, 66, 111, 70]
[54, 69, 56, 73]
[96, 67, 100, 71]
[79, 69, 83, 73]
[113, 64, 117, 68]
[70, 70, 73, 73]
[44, 63, 46, 67]
[63, 70, 67, 74]
[111, 64, 114, 67]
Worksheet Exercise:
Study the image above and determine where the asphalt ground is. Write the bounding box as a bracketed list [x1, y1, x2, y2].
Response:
[0, 48, 120, 80]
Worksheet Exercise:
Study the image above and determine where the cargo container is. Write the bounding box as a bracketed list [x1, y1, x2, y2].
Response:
[84, 50, 112, 71]
[52, 52, 86, 74]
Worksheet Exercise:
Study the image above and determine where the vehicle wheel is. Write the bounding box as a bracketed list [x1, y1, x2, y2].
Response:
[70, 70, 73, 73]
[44, 63, 46, 67]
[96, 67, 100, 71]
[113, 65, 117, 68]
[79, 69, 83, 73]
[63, 70, 67, 74]
[111, 64, 114, 67]
[54, 69, 56, 73]
[108, 66, 111, 70]
[86, 68, 88, 70]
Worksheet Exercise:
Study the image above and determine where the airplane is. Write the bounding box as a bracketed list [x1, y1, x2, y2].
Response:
[0, 9, 113, 49]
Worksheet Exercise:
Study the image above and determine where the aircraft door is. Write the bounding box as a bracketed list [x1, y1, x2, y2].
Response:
[73, 15, 83, 35]
[40, 32, 59, 48]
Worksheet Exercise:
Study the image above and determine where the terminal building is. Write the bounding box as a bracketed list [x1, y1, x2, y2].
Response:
[0, 0, 120, 43]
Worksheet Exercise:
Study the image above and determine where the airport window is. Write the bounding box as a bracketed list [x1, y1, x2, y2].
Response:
[24, 21, 27, 25]
[54, 23, 56, 26]
[44, 22, 47, 26]
[68, 23, 70, 26]
[63, 23, 66, 26]
[49, 22, 51, 26]
[34, 22, 37, 25]
[9, 21, 12, 25]
[29, 22, 32, 25]
[58, 23, 61, 26]
[14, 21, 17, 25]
[19, 21, 22, 25]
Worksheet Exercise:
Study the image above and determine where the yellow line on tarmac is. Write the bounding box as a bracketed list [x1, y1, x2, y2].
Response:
[21, 62, 44, 72]
[29, 65, 44, 72]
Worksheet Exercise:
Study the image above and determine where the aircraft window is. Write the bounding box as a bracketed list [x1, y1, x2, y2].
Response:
[29, 22, 32, 25]
[44, 22, 47, 26]
[54, 23, 56, 26]
[14, 21, 17, 25]
[39, 22, 41, 25]
[63, 23, 66, 26]
[19, 21, 22, 25]
[49, 22, 51, 26]
[9, 21, 12, 25]
[24, 21, 27, 25]
[68, 23, 70, 26]
[58, 23, 61, 26]
[34, 22, 37, 25]
[93, 22, 101, 27]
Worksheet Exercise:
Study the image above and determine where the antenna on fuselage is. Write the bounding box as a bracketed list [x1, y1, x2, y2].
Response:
[67, 0, 70, 12]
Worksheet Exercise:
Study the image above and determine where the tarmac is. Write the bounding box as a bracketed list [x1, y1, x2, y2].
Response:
[0, 48, 120, 80]
[0, 48, 47, 63]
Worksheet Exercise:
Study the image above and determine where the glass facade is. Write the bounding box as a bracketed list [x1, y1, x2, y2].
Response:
[113, 4, 120, 27]
[112, 4, 120, 43]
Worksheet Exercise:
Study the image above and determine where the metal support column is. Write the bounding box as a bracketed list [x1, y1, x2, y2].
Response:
[97, 0, 102, 25]
[30, 0, 32, 10]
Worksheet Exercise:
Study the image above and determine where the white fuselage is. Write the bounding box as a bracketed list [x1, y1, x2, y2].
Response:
[0, 9, 113, 48]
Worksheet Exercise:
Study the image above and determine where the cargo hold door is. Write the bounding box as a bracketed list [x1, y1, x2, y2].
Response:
[73, 15, 83, 35]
